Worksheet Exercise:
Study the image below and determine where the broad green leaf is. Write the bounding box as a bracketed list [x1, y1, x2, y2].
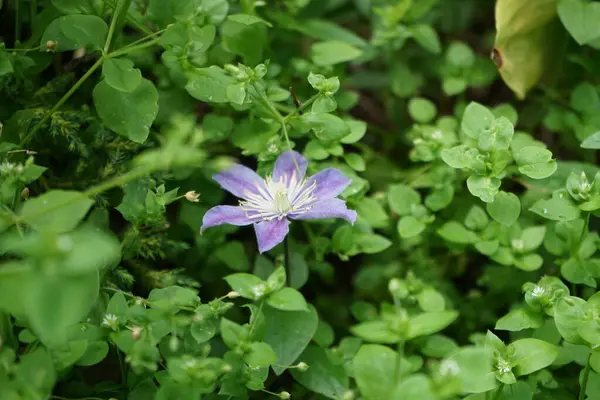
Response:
[353, 233, 391, 254]
[409, 24, 441, 54]
[147, 286, 198, 311]
[494, 0, 562, 98]
[461, 102, 494, 140]
[186, 66, 236, 103]
[581, 131, 600, 149]
[478, 116, 514, 151]
[437, 221, 478, 244]
[284, 18, 367, 47]
[417, 288, 446, 312]
[300, 113, 350, 141]
[59, 15, 108, 50]
[263, 304, 318, 375]
[391, 374, 436, 399]
[266, 288, 308, 311]
[408, 97, 437, 123]
[291, 345, 349, 400]
[76, 341, 109, 366]
[511, 338, 560, 376]
[515, 146, 557, 179]
[388, 184, 421, 215]
[224, 273, 267, 300]
[406, 311, 458, 339]
[244, 342, 277, 367]
[102, 58, 142, 93]
[554, 296, 586, 344]
[398, 216, 426, 238]
[148, 0, 197, 26]
[215, 241, 249, 271]
[466, 175, 501, 203]
[221, 17, 267, 65]
[0, 50, 13, 76]
[530, 190, 580, 221]
[465, 205, 489, 231]
[21, 190, 93, 233]
[495, 308, 544, 331]
[351, 321, 402, 344]
[557, 0, 600, 45]
[448, 346, 497, 393]
[441, 145, 479, 169]
[220, 318, 246, 348]
[93, 79, 159, 143]
[353, 344, 396, 400]
[311, 41, 363, 66]
[521, 226, 546, 251]
[51, 0, 95, 13]
[487, 191, 521, 226]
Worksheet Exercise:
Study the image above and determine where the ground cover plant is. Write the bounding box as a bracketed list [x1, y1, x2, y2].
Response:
[2, 0, 600, 399]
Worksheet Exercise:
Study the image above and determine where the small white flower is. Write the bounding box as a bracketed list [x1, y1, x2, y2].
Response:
[252, 283, 268, 299]
[102, 313, 118, 329]
[511, 239, 524, 251]
[439, 359, 461, 376]
[185, 191, 200, 202]
[431, 130, 443, 140]
[183, 358, 197, 370]
[531, 285, 545, 297]
[0, 162, 15, 175]
[496, 358, 511, 374]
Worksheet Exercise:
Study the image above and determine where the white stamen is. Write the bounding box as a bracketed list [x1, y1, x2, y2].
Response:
[239, 171, 318, 222]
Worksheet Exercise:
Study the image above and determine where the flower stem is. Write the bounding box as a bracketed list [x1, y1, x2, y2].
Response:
[580, 353, 592, 400]
[284, 235, 291, 286]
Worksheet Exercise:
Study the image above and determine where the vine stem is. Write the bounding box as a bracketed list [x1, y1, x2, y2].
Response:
[284, 235, 291, 286]
[580, 353, 592, 400]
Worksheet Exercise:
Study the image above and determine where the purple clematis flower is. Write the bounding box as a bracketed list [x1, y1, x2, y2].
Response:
[201, 151, 357, 253]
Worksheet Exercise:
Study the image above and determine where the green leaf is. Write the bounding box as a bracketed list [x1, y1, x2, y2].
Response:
[354, 233, 392, 254]
[215, 241, 249, 271]
[530, 190, 581, 221]
[409, 24, 441, 54]
[93, 79, 159, 143]
[495, 308, 544, 331]
[106, 292, 128, 316]
[461, 102, 495, 140]
[226, 83, 246, 105]
[311, 41, 363, 66]
[447, 346, 497, 393]
[221, 17, 267, 65]
[515, 146, 557, 179]
[0, 50, 13, 76]
[244, 342, 277, 367]
[417, 288, 446, 312]
[558, 0, 600, 45]
[465, 205, 489, 231]
[478, 116, 514, 152]
[186, 66, 236, 103]
[220, 318, 246, 348]
[437, 221, 478, 244]
[351, 321, 402, 344]
[224, 273, 267, 300]
[17, 348, 56, 393]
[343, 153, 366, 171]
[300, 113, 350, 141]
[147, 286, 198, 311]
[291, 345, 349, 399]
[581, 131, 600, 149]
[266, 288, 308, 312]
[554, 296, 586, 344]
[51, 0, 95, 13]
[398, 216, 426, 238]
[25, 272, 99, 344]
[487, 191, 521, 226]
[21, 190, 93, 233]
[408, 97, 437, 123]
[263, 304, 319, 375]
[521, 226, 546, 251]
[59, 15, 108, 50]
[76, 341, 109, 366]
[391, 374, 436, 399]
[287, 19, 367, 47]
[388, 184, 421, 215]
[510, 338, 560, 376]
[102, 58, 142, 93]
[441, 145, 479, 169]
[406, 311, 458, 339]
[466, 175, 501, 203]
[190, 306, 217, 343]
[353, 344, 396, 400]
[312, 95, 337, 114]
[494, 0, 561, 98]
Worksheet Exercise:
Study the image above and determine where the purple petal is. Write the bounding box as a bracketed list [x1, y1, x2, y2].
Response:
[201, 206, 253, 232]
[273, 151, 308, 182]
[306, 168, 352, 199]
[213, 164, 264, 199]
[290, 198, 357, 224]
[254, 218, 290, 253]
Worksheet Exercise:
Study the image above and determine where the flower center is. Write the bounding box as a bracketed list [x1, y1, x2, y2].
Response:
[239, 172, 318, 222]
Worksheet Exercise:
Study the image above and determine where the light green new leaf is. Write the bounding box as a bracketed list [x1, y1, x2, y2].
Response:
[581, 131, 600, 149]
[291, 345, 349, 400]
[102, 58, 142, 93]
[311, 41, 363, 66]
[511, 338, 560, 376]
[353, 345, 397, 400]
[487, 191, 520, 226]
[186, 66, 236, 103]
[515, 146, 557, 179]
[266, 288, 308, 312]
[530, 190, 580, 221]
[388, 184, 421, 215]
[558, 0, 600, 45]
[466, 175, 501, 203]
[406, 311, 458, 339]
[461, 102, 494, 140]
[59, 15, 108, 50]
[495, 308, 544, 331]
[93, 79, 159, 143]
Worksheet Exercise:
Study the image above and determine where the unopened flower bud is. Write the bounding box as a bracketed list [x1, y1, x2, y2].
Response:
[21, 187, 29, 200]
[222, 363, 232, 373]
[227, 291, 240, 299]
[185, 190, 200, 202]
[131, 326, 142, 340]
[279, 391, 291, 400]
[46, 40, 57, 52]
[342, 390, 355, 400]
[169, 335, 179, 352]
[296, 361, 309, 371]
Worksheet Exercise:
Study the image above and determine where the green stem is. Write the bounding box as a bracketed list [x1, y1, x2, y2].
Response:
[15, 0, 21, 43]
[491, 384, 504, 400]
[580, 353, 592, 400]
[395, 340, 404, 379]
[107, 36, 161, 58]
[104, 0, 152, 35]
[20, 57, 103, 145]
[283, 94, 318, 122]
[284, 235, 291, 286]
[248, 300, 265, 338]
[104, 0, 125, 53]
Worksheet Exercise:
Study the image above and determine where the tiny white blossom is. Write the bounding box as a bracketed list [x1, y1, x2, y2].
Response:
[431, 130, 443, 140]
[183, 358, 197, 370]
[102, 313, 118, 329]
[0, 162, 15, 175]
[252, 283, 268, 299]
[439, 359, 460, 376]
[511, 239, 524, 251]
[496, 358, 511, 374]
[531, 285, 545, 297]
